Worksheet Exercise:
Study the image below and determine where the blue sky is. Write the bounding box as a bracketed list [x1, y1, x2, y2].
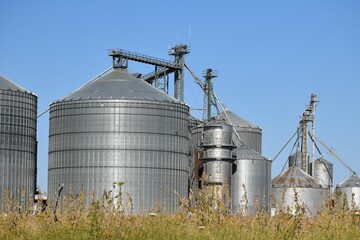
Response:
[1, 1, 359, 192]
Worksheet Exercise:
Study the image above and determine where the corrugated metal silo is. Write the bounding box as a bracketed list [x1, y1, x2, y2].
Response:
[48, 69, 189, 213]
[232, 145, 271, 215]
[189, 118, 203, 154]
[201, 120, 235, 205]
[218, 110, 262, 153]
[272, 167, 327, 215]
[309, 157, 333, 189]
[335, 174, 360, 210]
[288, 152, 302, 168]
[0, 75, 37, 211]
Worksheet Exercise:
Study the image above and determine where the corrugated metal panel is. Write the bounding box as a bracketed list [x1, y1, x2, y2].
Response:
[189, 121, 203, 198]
[338, 174, 360, 188]
[61, 69, 179, 102]
[189, 117, 203, 154]
[217, 110, 262, 153]
[201, 120, 235, 185]
[204, 161, 232, 185]
[232, 145, 271, 215]
[272, 188, 327, 215]
[202, 122, 233, 148]
[271, 167, 327, 215]
[235, 145, 267, 160]
[200, 120, 235, 207]
[272, 167, 321, 188]
[48, 69, 189, 213]
[335, 174, 360, 210]
[288, 152, 302, 168]
[219, 110, 259, 128]
[0, 74, 27, 92]
[309, 157, 333, 189]
[0, 76, 37, 211]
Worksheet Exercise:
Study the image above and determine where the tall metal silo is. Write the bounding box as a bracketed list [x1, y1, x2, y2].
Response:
[288, 152, 302, 168]
[48, 69, 189, 213]
[231, 145, 271, 215]
[309, 157, 333, 189]
[232, 145, 271, 215]
[201, 119, 236, 206]
[272, 167, 327, 216]
[335, 174, 360, 210]
[0, 75, 37, 211]
[218, 110, 262, 153]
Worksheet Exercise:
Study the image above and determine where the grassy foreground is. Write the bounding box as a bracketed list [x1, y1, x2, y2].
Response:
[1, 192, 359, 240]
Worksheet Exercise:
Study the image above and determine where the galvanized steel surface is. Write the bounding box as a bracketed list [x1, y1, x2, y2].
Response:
[218, 110, 262, 153]
[335, 174, 360, 209]
[61, 69, 179, 102]
[272, 167, 327, 215]
[48, 69, 189, 213]
[0, 75, 37, 211]
[204, 161, 232, 185]
[201, 120, 235, 185]
[202, 123, 233, 148]
[189, 121, 204, 196]
[202, 148, 233, 160]
[189, 122, 203, 170]
[309, 157, 333, 189]
[272, 187, 327, 215]
[232, 145, 271, 215]
[189, 119, 203, 155]
[272, 167, 321, 188]
[288, 152, 302, 168]
[0, 74, 27, 92]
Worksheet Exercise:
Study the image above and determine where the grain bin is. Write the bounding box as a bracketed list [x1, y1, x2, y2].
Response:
[201, 119, 236, 206]
[272, 167, 327, 216]
[48, 69, 189, 213]
[288, 152, 302, 168]
[309, 157, 333, 189]
[0, 75, 37, 211]
[232, 145, 271, 215]
[335, 174, 360, 210]
[218, 110, 262, 153]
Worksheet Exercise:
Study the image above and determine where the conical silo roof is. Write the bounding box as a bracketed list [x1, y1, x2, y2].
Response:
[217, 110, 262, 153]
[218, 110, 261, 129]
[207, 117, 231, 128]
[236, 145, 268, 161]
[272, 167, 321, 188]
[60, 68, 180, 102]
[338, 174, 360, 188]
[0, 74, 26, 92]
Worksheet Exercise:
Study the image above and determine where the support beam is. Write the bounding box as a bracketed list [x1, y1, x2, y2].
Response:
[169, 45, 190, 102]
[108, 46, 189, 99]
[202, 69, 218, 121]
[108, 49, 180, 70]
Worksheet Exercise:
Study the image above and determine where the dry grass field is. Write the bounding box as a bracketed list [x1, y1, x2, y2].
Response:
[1, 188, 359, 240]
